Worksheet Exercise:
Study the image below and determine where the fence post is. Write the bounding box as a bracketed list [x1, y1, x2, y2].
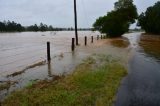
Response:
[85, 36, 87, 46]
[91, 36, 93, 43]
[47, 42, 51, 61]
[97, 35, 99, 40]
[101, 35, 102, 39]
[71, 38, 75, 51]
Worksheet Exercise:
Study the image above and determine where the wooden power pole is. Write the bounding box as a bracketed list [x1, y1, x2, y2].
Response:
[74, 0, 78, 45]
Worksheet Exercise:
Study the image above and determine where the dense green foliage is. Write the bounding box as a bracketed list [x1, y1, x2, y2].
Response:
[138, 2, 160, 34]
[0, 20, 92, 32]
[0, 21, 25, 32]
[93, 0, 138, 37]
[0, 21, 62, 32]
[26, 23, 55, 32]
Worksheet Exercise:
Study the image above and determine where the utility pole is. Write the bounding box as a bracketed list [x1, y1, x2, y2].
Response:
[74, 0, 78, 45]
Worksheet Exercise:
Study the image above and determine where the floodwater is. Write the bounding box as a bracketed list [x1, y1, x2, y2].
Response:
[0, 31, 97, 100]
[0, 31, 130, 101]
[0, 31, 95, 77]
[1, 31, 160, 105]
[115, 33, 160, 106]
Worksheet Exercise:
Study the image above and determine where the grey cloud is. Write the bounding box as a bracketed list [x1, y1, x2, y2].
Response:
[0, 0, 159, 27]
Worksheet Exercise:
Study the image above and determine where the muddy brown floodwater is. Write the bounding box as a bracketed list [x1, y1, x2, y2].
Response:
[0, 31, 130, 101]
[1, 31, 160, 105]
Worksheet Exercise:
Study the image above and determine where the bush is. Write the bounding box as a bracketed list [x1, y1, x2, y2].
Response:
[138, 2, 160, 34]
[93, 0, 138, 37]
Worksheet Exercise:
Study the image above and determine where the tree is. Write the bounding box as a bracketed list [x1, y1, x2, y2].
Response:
[39, 23, 48, 31]
[26, 24, 39, 31]
[33, 24, 39, 31]
[138, 1, 160, 34]
[93, 0, 138, 37]
[48, 25, 54, 31]
[0, 20, 24, 32]
[1, 20, 88, 32]
[16, 23, 25, 31]
[0, 22, 5, 31]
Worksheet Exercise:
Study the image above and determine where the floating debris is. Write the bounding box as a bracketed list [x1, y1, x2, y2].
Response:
[59, 53, 64, 58]
[57, 53, 64, 60]
[6, 70, 25, 77]
[6, 60, 46, 78]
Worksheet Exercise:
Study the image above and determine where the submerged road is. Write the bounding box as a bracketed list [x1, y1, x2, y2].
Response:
[115, 33, 160, 106]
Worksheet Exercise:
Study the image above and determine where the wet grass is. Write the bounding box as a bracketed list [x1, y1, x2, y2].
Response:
[2, 54, 127, 106]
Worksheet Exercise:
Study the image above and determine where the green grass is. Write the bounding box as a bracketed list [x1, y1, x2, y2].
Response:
[2, 54, 127, 106]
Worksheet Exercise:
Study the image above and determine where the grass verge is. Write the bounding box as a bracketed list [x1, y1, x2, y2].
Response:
[2, 54, 127, 106]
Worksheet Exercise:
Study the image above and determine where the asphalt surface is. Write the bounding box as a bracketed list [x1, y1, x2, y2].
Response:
[115, 34, 160, 106]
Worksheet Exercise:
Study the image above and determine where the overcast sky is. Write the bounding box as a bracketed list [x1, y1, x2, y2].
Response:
[0, 0, 159, 28]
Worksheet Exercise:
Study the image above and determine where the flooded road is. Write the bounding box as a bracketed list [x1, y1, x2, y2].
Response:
[115, 33, 160, 106]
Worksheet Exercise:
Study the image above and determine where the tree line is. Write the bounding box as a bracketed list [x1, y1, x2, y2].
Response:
[0, 20, 92, 32]
[93, 0, 160, 37]
[138, 1, 160, 34]
[0, 21, 25, 32]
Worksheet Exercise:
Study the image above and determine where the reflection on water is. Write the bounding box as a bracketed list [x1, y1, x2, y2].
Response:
[47, 61, 52, 77]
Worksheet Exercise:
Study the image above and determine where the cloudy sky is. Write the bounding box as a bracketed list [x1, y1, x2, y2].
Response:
[0, 0, 159, 28]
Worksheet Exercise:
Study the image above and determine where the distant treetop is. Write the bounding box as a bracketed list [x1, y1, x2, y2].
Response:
[0, 20, 92, 32]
